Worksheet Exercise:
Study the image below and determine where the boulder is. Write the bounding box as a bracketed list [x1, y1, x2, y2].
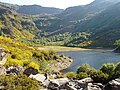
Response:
[29, 74, 46, 82]
[87, 83, 102, 90]
[48, 78, 70, 89]
[23, 67, 38, 76]
[104, 79, 120, 90]
[60, 78, 93, 90]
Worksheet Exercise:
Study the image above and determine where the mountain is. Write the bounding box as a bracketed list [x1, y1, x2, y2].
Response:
[0, 2, 39, 43]
[17, 5, 63, 15]
[34, 0, 120, 48]
[1, 0, 120, 48]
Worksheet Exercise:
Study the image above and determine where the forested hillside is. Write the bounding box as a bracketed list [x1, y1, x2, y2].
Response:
[33, 0, 120, 48]
[0, 0, 120, 48]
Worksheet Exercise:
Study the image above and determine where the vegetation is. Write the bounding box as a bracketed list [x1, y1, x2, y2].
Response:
[0, 36, 63, 73]
[0, 74, 41, 90]
[66, 62, 120, 84]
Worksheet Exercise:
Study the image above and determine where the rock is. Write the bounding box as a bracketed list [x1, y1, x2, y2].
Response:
[23, 67, 38, 76]
[48, 78, 70, 90]
[6, 66, 24, 75]
[60, 78, 93, 90]
[87, 83, 102, 90]
[93, 83, 104, 89]
[104, 79, 120, 90]
[0, 66, 6, 75]
[15, 66, 24, 74]
[77, 78, 93, 84]
[48, 80, 60, 90]
[29, 74, 46, 82]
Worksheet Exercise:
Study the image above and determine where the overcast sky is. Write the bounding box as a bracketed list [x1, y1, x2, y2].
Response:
[0, 0, 95, 9]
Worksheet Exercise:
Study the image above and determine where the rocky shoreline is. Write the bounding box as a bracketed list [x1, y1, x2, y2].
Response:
[38, 77, 120, 90]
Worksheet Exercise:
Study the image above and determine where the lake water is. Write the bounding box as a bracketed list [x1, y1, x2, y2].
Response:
[58, 49, 120, 73]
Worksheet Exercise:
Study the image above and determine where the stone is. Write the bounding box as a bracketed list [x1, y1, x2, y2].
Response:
[24, 67, 38, 76]
[86, 83, 102, 90]
[48, 78, 70, 90]
[104, 79, 120, 90]
[29, 74, 46, 82]
[0, 66, 6, 75]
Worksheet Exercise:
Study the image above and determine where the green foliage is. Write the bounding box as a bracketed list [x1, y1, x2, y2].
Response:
[114, 62, 120, 78]
[76, 63, 120, 84]
[0, 36, 58, 73]
[114, 40, 120, 46]
[100, 63, 115, 76]
[0, 74, 41, 90]
[90, 70, 109, 84]
[66, 72, 76, 79]
[77, 64, 96, 75]
[76, 72, 89, 80]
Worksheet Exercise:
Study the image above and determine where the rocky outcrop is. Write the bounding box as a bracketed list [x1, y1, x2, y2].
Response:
[48, 78, 70, 89]
[104, 79, 120, 90]
[46, 78, 103, 90]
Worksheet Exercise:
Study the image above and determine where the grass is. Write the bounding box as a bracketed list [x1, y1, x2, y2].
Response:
[38, 46, 91, 52]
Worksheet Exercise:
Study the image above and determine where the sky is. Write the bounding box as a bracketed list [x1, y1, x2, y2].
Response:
[0, 0, 95, 9]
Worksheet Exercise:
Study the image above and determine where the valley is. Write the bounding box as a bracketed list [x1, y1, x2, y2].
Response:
[0, 0, 120, 90]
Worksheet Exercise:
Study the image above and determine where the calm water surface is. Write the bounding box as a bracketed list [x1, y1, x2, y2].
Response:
[58, 50, 120, 73]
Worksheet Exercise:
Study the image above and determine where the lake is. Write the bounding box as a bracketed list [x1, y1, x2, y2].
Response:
[58, 49, 120, 73]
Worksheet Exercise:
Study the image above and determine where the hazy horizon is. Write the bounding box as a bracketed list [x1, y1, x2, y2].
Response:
[0, 0, 95, 9]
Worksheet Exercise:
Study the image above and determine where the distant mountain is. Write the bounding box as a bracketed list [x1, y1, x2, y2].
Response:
[0, 2, 39, 41]
[1, 0, 120, 48]
[17, 5, 63, 15]
[34, 0, 120, 48]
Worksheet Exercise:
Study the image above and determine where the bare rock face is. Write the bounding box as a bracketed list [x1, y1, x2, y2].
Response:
[104, 79, 120, 90]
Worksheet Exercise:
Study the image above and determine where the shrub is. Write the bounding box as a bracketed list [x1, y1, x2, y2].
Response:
[114, 62, 120, 78]
[0, 74, 41, 90]
[66, 72, 76, 79]
[100, 63, 115, 77]
[76, 72, 89, 80]
[28, 62, 39, 71]
[90, 70, 109, 84]
[77, 64, 96, 75]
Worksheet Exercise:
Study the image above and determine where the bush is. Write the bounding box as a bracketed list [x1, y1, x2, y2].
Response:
[90, 70, 109, 84]
[76, 72, 89, 80]
[66, 72, 76, 79]
[100, 63, 115, 77]
[0, 74, 41, 90]
[28, 62, 39, 71]
[77, 64, 96, 75]
[114, 62, 120, 78]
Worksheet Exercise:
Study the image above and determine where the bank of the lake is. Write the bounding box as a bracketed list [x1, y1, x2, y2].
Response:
[59, 49, 120, 73]
[38, 46, 91, 52]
